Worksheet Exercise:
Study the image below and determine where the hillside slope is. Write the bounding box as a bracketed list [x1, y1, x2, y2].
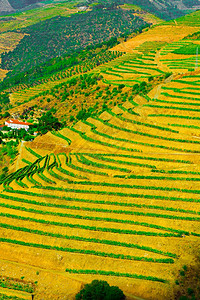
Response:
[0, 0, 200, 20]
[0, 10, 148, 74]
[0, 8, 200, 300]
[91, 0, 200, 20]
[1, 81, 200, 299]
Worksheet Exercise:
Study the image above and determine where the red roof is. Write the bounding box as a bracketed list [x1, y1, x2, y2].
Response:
[6, 119, 33, 126]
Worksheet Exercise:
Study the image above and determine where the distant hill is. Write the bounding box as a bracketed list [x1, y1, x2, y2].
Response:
[8, 0, 39, 9]
[0, 0, 200, 19]
[92, 0, 200, 20]
[0, 0, 48, 12]
[1, 7, 149, 74]
[131, 0, 200, 20]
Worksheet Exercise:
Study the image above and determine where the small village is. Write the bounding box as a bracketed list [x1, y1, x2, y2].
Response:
[0, 119, 36, 144]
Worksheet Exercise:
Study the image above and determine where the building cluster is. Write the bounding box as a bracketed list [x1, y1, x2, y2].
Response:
[1, 119, 32, 131]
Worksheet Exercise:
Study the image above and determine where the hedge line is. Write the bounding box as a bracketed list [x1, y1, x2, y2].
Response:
[69, 127, 141, 153]
[0, 294, 26, 300]
[0, 277, 34, 293]
[84, 122, 188, 153]
[122, 174, 200, 182]
[161, 92, 200, 101]
[51, 131, 71, 145]
[56, 152, 88, 179]
[124, 59, 157, 66]
[79, 152, 191, 164]
[148, 114, 200, 121]
[37, 185, 200, 203]
[56, 165, 88, 180]
[169, 123, 200, 129]
[146, 103, 200, 113]
[115, 66, 150, 75]
[15, 179, 28, 189]
[1, 192, 189, 235]
[1, 235, 169, 262]
[1, 155, 48, 186]
[108, 109, 178, 133]
[47, 168, 68, 182]
[65, 269, 167, 283]
[171, 80, 200, 87]
[152, 169, 200, 176]
[1, 191, 197, 224]
[94, 116, 199, 146]
[101, 70, 123, 78]
[76, 153, 131, 173]
[0, 222, 175, 263]
[120, 63, 164, 73]
[64, 178, 200, 201]
[1, 199, 197, 229]
[68, 156, 109, 176]
[37, 172, 56, 184]
[21, 158, 32, 165]
[26, 174, 42, 187]
[57, 152, 108, 177]
[162, 87, 200, 96]
[84, 153, 157, 169]
[0, 213, 177, 257]
[25, 147, 42, 159]
[153, 98, 200, 107]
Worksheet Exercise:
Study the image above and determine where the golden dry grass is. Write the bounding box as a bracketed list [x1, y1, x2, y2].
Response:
[112, 26, 200, 53]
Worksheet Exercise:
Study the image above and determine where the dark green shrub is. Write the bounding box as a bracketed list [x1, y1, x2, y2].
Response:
[75, 280, 125, 300]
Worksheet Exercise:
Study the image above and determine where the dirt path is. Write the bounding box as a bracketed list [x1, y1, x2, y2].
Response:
[164, 74, 174, 84]
[125, 293, 147, 300]
[153, 83, 162, 99]
[16, 140, 25, 171]
[151, 74, 174, 100]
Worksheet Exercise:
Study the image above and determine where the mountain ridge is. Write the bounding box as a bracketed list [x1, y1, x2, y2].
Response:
[0, 0, 200, 19]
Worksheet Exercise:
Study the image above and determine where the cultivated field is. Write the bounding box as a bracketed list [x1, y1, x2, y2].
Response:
[1, 9, 200, 300]
[1, 92, 200, 299]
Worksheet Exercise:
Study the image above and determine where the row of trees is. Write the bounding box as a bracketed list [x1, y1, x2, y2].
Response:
[0, 37, 121, 92]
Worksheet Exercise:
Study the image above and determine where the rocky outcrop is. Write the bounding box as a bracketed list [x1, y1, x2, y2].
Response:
[0, 0, 14, 12]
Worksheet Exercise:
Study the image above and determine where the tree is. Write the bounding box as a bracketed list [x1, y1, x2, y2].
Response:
[37, 111, 62, 135]
[76, 108, 89, 121]
[75, 280, 125, 300]
[3, 111, 10, 118]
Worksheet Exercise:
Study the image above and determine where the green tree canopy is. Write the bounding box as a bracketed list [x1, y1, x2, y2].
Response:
[75, 280, 125, 300]
[37, 111, 62, 135]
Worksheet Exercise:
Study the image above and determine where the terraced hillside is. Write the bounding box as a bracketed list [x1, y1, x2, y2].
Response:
[1, 7, 200, 300]
[0, 275, 35, 300]
[1, 87, 200, 299]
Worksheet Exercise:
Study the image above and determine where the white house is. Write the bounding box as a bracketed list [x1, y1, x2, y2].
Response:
[5, 119, 32, 131]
